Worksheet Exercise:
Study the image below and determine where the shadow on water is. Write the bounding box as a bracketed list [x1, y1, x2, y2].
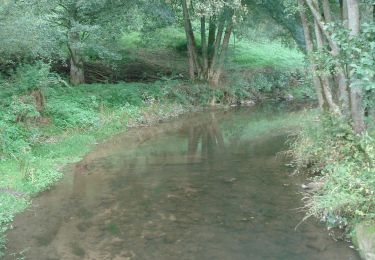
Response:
[5, 107, 360, 260]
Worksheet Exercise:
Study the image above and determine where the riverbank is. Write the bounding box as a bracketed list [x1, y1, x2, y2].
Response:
[0, 81, 201, 257]
[289, 114, 375, 259]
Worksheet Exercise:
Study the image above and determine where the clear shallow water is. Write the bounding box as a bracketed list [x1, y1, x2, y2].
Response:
[5, 107, 360, 260]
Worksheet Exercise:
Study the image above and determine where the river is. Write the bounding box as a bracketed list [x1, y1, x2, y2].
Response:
[5, 107, 360, 259]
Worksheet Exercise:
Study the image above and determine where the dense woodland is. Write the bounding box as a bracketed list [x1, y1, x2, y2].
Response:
[0, 0, 374, 258]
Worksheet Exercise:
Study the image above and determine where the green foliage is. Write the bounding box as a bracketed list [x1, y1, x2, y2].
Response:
[290, 114, 375, 232]
[0, 1, 63, 67]
[230, 40, 304, 69]
[0, 120, 31, 159]
[11, 63, 60, 93]
[0, 63, 61, 159]
[327, 22, 375, 90]
[0, 63, 59, 103]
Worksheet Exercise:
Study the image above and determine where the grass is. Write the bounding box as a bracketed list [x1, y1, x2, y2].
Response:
[229, 40, 304, 70]
[289, 114, 375, 236]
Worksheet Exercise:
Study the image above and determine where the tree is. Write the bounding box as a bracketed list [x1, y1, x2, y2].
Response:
[179, 0, 247, 87]
[245, 0, 306, 51]
[31, 0, 134, 85]
[0, 1, 62, 71]
[297, 0, 325, 109]
[297, 0, 375, 134]
[347, 0, 365, 134]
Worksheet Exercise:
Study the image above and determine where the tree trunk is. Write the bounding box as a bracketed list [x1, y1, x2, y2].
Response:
[208, 17, 225, 80]
[322, 0, 332, 23]
[210, 18, 233, 87]
[68, 32, 85, 86]
[201, 16, 208, 78]
[305, 0, 340, 55]
[298, 0, 325, 110]
[312, 0, 340, 114]
[339, 0, 348, 22]
[322, 0, 350, 115]
[208, 17, 216, 63]
[347, 0, 365, 134]
[182, 0, 200, 80]
[305, 0, 349, 115]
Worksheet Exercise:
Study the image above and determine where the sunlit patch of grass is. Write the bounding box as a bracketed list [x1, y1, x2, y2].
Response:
[230, 40, 304, 70]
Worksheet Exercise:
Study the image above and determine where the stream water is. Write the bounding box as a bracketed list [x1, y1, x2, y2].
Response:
[5, 107, 360, 260]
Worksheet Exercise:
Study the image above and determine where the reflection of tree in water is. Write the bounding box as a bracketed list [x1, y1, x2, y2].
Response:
[187, 112, 225, 162]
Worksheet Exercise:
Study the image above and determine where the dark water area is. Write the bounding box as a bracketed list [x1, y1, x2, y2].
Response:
[5, 107, 360, 260]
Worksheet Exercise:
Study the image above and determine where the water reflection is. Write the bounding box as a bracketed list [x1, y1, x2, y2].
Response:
[5, 109, 359, 260]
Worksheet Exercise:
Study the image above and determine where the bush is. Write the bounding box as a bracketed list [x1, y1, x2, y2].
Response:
[0, 62, 63, 159]
[0, 119, 31, 160]
[10, 62, 60, 94]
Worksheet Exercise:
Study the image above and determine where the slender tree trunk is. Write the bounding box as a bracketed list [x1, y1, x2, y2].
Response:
[347, 0, 365, 134]
[208, 17, 225, 80]
[338, 0, 350, 115]
[210, 18, 233, 87]
[68, 32, 85, 86]
[208, 17, 216, 63]
[371, 5, 375, 122]
[182, 0, 200, 80]
[298, 0, 325, 110]
[339, 0, 348, 22]
[305, 0, 340, 55]
[201, 16, 208, 78]
[305, 0, 349, 114]
[312, 0, 340, 114]
[322, 0, 332, 23]
[322, 0, 350, 114]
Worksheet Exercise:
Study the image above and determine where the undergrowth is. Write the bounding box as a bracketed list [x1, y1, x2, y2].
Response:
[290, 113, 375, 236]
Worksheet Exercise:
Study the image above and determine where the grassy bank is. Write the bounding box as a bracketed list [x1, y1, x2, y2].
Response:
[290, 114, 375, 239]
[0, 78, 200, 257]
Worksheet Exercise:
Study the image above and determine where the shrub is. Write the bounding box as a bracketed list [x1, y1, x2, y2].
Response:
[0, 62, 62, 159]
[0, 119, 31, 160]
